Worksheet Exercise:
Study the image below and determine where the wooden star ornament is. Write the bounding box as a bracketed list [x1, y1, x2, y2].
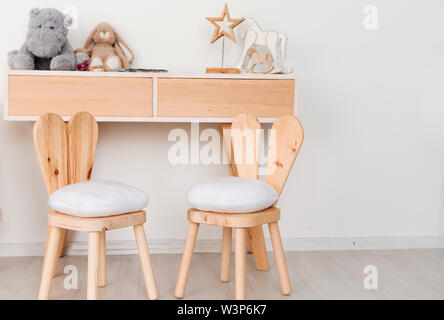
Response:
[206, 4, 244, 44]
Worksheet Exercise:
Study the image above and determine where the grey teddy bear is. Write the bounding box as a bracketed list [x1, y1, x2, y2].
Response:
[8, 8, 89, 70]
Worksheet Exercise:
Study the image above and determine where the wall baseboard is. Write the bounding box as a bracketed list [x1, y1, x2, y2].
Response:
[0, 236, 443, 257]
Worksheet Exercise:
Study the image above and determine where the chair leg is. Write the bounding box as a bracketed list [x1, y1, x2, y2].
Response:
[98, 231, 106, 287]
[57, 229, 68, 258]
[268, 222, 291, 295]
[38, 226, 63, 300]
[175, 222, 199, 298]
[246, 232, 253, 254]
[133, 224, 158, 300]
[234, 228, 247, 300]
[41, 225, 51, 279]
[220, 227, 232, 282]
[51, 229, 67, 278]
[87, 232, 100, 300]
[249, 225, 270, 271]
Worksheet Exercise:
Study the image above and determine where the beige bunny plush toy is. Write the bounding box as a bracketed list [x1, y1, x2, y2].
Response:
[76, 22, 134, 71]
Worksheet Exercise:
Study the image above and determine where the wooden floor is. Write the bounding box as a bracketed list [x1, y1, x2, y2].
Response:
[1, 249, 443, 299]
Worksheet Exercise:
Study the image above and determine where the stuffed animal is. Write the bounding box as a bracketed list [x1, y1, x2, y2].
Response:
[8, 8, 89, 71]
[76, 22, 134, 72]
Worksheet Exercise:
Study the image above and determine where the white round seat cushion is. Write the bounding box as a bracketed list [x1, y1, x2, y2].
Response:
[49, 180, 149, 218]
[187, 177, 278, 214]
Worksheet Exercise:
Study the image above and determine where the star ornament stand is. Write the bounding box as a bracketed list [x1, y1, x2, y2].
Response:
[206, 4, 244, 74]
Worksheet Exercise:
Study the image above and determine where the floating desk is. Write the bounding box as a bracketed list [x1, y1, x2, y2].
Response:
[4, 70, 298, 122]
[3, 69, 299, 272]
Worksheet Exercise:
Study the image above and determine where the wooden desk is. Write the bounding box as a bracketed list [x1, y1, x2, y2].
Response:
[4, 70, 299, 272]
[4, 70, 298, 122]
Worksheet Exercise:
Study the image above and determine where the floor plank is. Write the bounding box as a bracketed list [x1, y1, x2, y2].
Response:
[0, 249, 443, 299]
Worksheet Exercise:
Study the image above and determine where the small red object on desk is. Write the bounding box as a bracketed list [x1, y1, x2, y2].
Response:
[77, 60, 89, 71]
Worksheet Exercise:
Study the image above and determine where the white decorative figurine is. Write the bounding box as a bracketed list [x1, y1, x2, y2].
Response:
[237, 18, 290, 73]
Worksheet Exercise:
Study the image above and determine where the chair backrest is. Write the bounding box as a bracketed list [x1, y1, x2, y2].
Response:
[230, 113, 304, 203]
[230, 114, 261, 179]
[33, 112, 98, 195]
[264, 115, 304, 197]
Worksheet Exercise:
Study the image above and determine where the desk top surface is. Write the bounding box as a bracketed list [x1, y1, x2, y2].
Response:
[7, 70, 298, 80]
[5, 70, 298, 123]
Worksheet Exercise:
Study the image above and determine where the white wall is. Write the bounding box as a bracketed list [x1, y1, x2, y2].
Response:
[1, 0, 443, 252]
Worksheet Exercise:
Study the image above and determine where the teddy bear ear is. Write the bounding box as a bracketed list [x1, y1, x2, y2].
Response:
[29, 8, 40, 17]
[64, 15, 73, 29]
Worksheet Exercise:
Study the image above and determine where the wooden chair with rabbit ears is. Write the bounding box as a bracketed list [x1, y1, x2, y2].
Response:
[34, 112, 157, 300]
[175, 113, 304, 300]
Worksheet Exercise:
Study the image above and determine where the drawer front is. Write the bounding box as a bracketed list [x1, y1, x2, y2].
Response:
[157, 78, 295, 118]
[8, 76, 152, 117]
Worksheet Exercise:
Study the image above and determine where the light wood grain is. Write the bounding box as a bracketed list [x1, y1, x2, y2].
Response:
[265, 115, 304, 197]
[175, 222, 200, 298]
[219, 123, 238, 177]
[57, 112, 99, 257]
[38, 226, 63, 300]
[8, 69, 298, 80]
[134, 224, 158, 300]
[181, 114, 303, 299]
[246, 232, 254, 254]
[206, 4, 244, 44]
[42, 226, 52, 276]
[220, 123, 256, 255]
[57, 228, 67, 256]
[6, 72, 298, 122]
[7, 115, 281, 123]
[33, 113, 69, 194]
[34, 114, 70, 266]
[269, 222, 291, 295]
[98, 231, 106, 287]
[248, 225, 269, 271]
[220, 227, 232, 282]
[68, 112, 98, 184]
[206, 68, 240, 74]
[87, 232, 100, 300]
[48, 210, 146, 232]
[235, 228, 247, 300]
[188, 207, 280, 228]
[230, 113, 261, 179]
[33, 114, 69, 264]
[231, 115, 269, 268]
[3, 250, 444, 300]
[33, 112, 157, 300]
[9, 76, 153, 117]
[157, 79, 294, 118]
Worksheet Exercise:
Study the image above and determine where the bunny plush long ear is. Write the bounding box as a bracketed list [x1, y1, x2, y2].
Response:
[113, 29, 134, 65]
[82, 26, 98, 50]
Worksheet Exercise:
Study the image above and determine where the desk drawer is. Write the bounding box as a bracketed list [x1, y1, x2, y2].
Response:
[8, 76, 153, 117]
[157, 78, 294, 118]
